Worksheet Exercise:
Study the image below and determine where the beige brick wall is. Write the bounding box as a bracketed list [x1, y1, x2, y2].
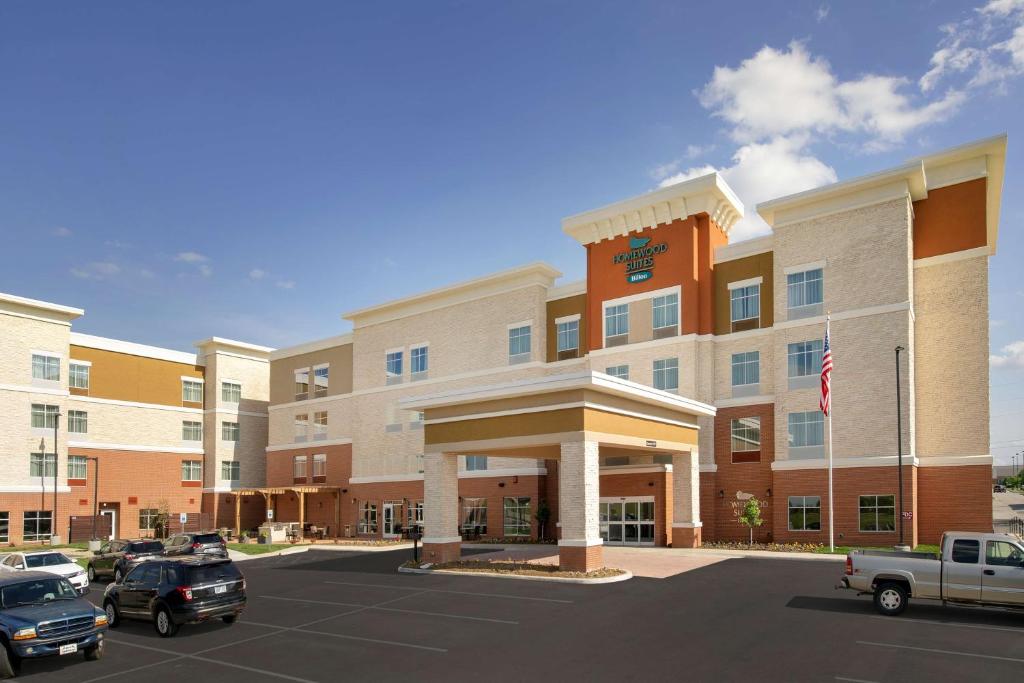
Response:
[712, 332, 775, 399]
[66, 398, 204, 450]
[200, 351, 270, 489]
[558, 440, 600, 542]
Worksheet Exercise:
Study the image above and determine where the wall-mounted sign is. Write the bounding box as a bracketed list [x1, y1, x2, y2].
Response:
[612, 236, 668, 284]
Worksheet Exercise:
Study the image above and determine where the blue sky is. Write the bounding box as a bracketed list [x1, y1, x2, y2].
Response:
[2, 1, 1023, 462]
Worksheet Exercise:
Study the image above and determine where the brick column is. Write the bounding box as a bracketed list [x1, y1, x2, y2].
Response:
[558, 440, 602, 572]
[422, 452, 461, 564]
[671, 449, 702, 547]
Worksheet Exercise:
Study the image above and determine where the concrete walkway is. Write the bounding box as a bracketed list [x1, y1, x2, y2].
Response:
[993, 490, 1024, 525]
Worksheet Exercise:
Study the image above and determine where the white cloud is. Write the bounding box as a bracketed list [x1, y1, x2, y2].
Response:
[275, 280, 296, 290]
[53, 226, 72, 238]
[248, 268, 266, 281]
[991, 341, 1024, 368]
[919, 0, 1024, 92]
[174, 251, 208, 264]
[816, 4, 829, 22]
[70, 261, 121, 280]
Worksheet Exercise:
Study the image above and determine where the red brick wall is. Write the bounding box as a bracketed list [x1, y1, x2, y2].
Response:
[266, 443, 353, 487]
[699, 471, 717, 539]
[918, 464, 992, 544]
[713, 404, 775, 542]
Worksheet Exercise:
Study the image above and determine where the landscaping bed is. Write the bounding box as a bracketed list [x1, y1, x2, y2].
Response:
[402, 559, 625, 579]
[699, 541, 940, 555]
[227, 543, 295, 555]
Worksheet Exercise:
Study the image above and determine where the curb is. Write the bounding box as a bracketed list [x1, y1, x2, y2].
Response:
[229, 543, 414, 562]
[397, 565, 633, 584]
[684, 549, 846, 562]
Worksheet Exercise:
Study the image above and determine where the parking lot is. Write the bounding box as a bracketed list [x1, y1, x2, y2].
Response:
[13, 546, 1024, 682]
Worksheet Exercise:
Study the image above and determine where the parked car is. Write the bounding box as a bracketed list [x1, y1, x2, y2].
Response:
[86, 540, 164, 583]
[0, 552, 88, 595]
[0, 571, 107, 677]
[103, 557, 245, 637]
[163, 532, 228, 558]
[838, 531, 1024, 616]
[994, 484, 1007, 493]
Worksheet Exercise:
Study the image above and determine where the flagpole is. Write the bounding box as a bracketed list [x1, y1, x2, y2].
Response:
[826, 312, 834, 553]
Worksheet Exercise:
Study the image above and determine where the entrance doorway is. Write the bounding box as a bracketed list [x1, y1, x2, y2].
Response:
[600, 496, 655, 546]
[382, 501, 403, 538]
[100, 509, 117, 540]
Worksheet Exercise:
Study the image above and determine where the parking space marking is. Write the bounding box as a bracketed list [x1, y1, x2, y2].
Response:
[868, 614, 1024, 634]
[835, 677, 881, 683]
[858, 641, 1024, 664]
[81, 655, 188, 683]
[323, 580, 574, 603]
[259, 594, 519, 624]
[239, 620, 447, 652]
[100, 639, 319, 683]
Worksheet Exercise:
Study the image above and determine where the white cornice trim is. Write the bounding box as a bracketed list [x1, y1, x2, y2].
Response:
[554, 313, 581, 325]
[546, 280, 587, 301]
[600, 464, 672, 475]
[783, 259, 827, 275]
[714, 235, 774, 264]
[204, 409, 268, 418]
[913, 246, 989, 269]
[70, 395, 203, 414]
[0, 383, 69, 398]
[589, 332, 696, 358]
[270, 333, 353, 361]
[917, 454, 992, 467]
[67, 441, 204, 454]
[0, 309, 74, 327]
[266, 437, 353, 452]
[70, 332, 200, 366]
[458, 467, 548, 479]
[772, 455, 920, 471]
[715, 395, 775, 408]
[0, 292, 83, 321]
[0, 485, 72, 493]
[193, 337, 274, 357]
[727, 276, 763, 291]
[349, 473, 423, 484]
[775, 301, 910, 330]
[424, 400, 698, 430]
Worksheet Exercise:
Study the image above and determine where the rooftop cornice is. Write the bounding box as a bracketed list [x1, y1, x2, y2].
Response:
[561, 172, 745, 246]
[0, 292, 83, 323]
[71, 332, 200, 366]
[193, 336, 275, 359]
[270, 333, 353, 361]
[546, 279, 587, 301]
[714, 234, 775, 264]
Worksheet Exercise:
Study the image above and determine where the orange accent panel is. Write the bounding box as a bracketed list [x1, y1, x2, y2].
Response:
[912, 177, 987, 259]
[69, 345, 203, 407]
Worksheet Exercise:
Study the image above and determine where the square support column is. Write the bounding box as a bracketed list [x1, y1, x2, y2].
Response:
[672, 449, 702, 547]
[558, 440, 602, 572]
[422, 451, 461, 564]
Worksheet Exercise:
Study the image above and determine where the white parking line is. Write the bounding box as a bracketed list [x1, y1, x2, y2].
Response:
[323, 580, 574, 603]
[240, 620, 447, 652]
[869, 614, 1024, 634]
[835, 677, 881, 683]
[858, 641, 1024, 664]
[259, 594, 519, 624]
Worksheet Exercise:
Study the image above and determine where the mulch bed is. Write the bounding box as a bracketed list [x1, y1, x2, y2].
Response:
[404, 559, 624, 579]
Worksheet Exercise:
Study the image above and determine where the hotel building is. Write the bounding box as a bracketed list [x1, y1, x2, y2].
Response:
[0, 135, 1005, 571]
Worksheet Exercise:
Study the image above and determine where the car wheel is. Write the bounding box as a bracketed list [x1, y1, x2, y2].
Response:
[114, 567, 123, 583]
[104, 600, 120, 628]
[87, 564, 96, 582]
[0, 643, 15, 679]
[84, 640, 104, 661]
[153, 606, 179, 638]
[874, 582, 909, 616]
[221, 615, 237, 625]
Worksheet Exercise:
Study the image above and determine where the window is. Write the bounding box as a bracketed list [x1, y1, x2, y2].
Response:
[410, 501, 423, 529]
[462, 498, 488, 535]
[139, 509, 159, 531]
[385, 351, 403, 384]
[788, 496, 821, 531]
[652, 293, 679, 330]
[69, 363, 90, 390]
[31, 353, 60, 382]
[605, 304, 629, 345]
[858, 495, 896, 532]
[556, 319, 579, 353]
[67, 410, 87, 434]
[292, 455, 307, 481]
[182, 379, 203, 403]
[986, 541, 1023, 567]
[312, 453, 327, 481]
[411, 347, 428, 377]
[29, 453, 56, 478]
[182, 420, 203, 442]
[465, 455, 488, 471]
[313, 411, 327, 440]
[67, 455, 87, 480]
[730, 284, 760, 323]
[313, 365, 329, 396]
[788, 411, 824, 448]
[30, 404, 59, 429]
[221, 381, 241, 404]
[503, 497, 531, 537]
[787, 268, 824, 317]
[294, 368, 309, 400]
[359, 502, 378, 534]
[181, 460, 202, 481]
[23, 511, 52, 542]
[294, 414, 308, 442]
[653, 357, 679, 392]
[0, 513, 8, 543]
[952, 539, 980, 563]
[508, 325, 531, 364]
[221, 421, 240, 442]
[605, 365, 629, 380]
[788, 340, 824, 378]
[221, 461, 240, 481]
[730, 417, 761, 463]
[731, 352, 760, 387]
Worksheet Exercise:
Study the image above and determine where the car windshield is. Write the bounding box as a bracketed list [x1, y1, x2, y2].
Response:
[130, 541, 164, 553]
[24, 553, 73, 568]
[194, 534, 222, 544]
[1, 578, 78, 607]
[188, 564, 241, 584]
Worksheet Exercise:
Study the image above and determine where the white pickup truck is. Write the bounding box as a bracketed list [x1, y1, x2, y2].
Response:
[838, 531, 1024, 616]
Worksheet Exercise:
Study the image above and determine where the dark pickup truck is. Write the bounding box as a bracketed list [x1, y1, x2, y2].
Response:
[0, 571, 107, 677]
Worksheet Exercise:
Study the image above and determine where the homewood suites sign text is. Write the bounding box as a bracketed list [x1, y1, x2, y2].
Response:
[612, 236, 669, 284]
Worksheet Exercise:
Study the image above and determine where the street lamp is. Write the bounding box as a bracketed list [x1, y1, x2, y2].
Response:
[51, 412, 60, 545]
[37, 438, 46, 522]
[86, 456, 100, 546]
[895, 346, 909, 551]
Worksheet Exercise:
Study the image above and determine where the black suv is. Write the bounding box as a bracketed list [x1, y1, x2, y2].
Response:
[163, 532, 228, 558]
[102, 557, 245, 637]
[87, 539, 165, 583]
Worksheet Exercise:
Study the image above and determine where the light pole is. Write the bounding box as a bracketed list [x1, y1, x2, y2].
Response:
[52, 413, 60, 545]
[37, 438, 46, 528]
[895, 346, 908, 551]
[87, 456, 100, 546]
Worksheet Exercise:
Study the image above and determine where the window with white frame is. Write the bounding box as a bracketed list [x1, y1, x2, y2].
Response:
[386, 350, 403, 383]
[181, 460, 202, 481]
[31, 353, 60, 382]
[788, 411, 824, 449]
[730, 417, 761, 463]
[359, 502, 378, 534]
[313, 365, 329, 396]
[508, 325, 531, 364]
[652, 293, 679, 331]
[67, 410, 88, 434]
[69, 362, 90, 390]
[30, 404, 59, 430]
[503, 497, 531, 536]
[605, 365, 629, 380]
[312, 453, 327, 480]
[556, 319, 579, 354]
[604, 304, 629, 345]
[294, 368, 309, 400]
[410, 501, 423, 528]
[731, 352, 760, 387]
[313, 411, 327, 439]
[68, 455, 88, 480]
[221, 381, 241, 404]
[859, 495, 896, 532]
[0, 513, 8, 543]
[788, 496, 821, 531]
[30, 453, 56, 478]
[462, 498, 487, 534]
[182, 420, 203, 442]
[788, 340, 823, 389]
[294, 414, 308, 442]
[292, 455, 307, 481]
[221, 461, 240, 481]
[730, 284, 760, 324]
[182, 379, 203, 403]
[465, 455, 488, 471]
[23, 511, 52, 542]
[653, 357, 679, 392]
[410, 346, 428, 378]
[787, 267, 824, 318]
[139, 509, 159, 531]
[221, 421, 240, 442]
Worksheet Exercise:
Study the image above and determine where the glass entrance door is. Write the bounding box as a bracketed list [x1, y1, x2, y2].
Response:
[382, 502, 403, 538]
[600, 497, 655, 546]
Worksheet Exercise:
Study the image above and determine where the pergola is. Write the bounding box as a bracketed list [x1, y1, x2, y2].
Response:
[231, 486, 343, 538]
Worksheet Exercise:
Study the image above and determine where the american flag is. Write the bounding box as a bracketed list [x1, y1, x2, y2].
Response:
[820, 317, 833, 416]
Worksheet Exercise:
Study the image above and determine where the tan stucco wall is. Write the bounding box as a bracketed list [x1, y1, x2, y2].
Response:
[269, 343, 353, 405]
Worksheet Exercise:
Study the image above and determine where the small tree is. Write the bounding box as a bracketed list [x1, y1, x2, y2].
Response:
[736, 497, 764, 546]
[534, 499, 551, 541]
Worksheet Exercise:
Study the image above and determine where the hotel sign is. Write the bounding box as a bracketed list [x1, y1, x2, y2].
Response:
[612, 236, 668, 284]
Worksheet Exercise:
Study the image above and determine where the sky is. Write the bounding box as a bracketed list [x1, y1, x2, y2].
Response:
[1, 1, 1023, 463]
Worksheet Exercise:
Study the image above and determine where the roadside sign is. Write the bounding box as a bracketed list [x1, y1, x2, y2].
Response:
[179, 512, 188, 524]
[267, 509, 274, 521]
